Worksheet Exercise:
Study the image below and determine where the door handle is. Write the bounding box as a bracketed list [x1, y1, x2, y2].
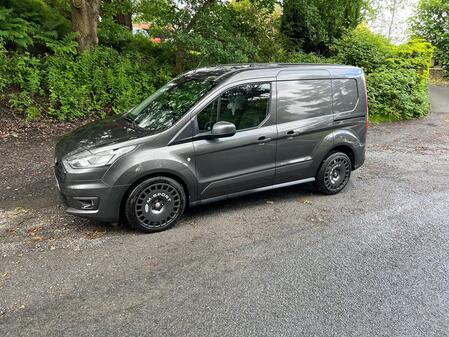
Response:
[257, 136, 272, 144]
[286, 130, 299, 139]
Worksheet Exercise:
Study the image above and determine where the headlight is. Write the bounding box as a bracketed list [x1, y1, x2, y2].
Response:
[67, 145, 136, 169]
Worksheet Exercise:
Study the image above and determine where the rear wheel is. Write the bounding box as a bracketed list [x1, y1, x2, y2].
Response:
[315, 152, 352, 195]
[125, 177, 186, 233]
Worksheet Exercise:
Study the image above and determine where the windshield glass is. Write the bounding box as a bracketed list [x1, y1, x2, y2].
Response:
[127, 75, 216, 130]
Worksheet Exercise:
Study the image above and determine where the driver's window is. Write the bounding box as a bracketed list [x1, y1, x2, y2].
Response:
[197, 83, 271, 133]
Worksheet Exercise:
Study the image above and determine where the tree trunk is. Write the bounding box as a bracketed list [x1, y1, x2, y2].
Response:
[387, 0, 400, 39]
[175, 43, 186, 74]
[71, 0, 101, 52]
[114, 13, 132, 30]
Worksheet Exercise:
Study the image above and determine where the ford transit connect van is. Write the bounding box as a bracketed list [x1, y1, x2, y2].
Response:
[55, 64, 368, 233]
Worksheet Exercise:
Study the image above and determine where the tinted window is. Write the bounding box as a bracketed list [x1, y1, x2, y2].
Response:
[197, 83, 271, 132]
[277, 80, 331, 123]
[127, 75, 216, 130]
[332, 79, 359, 113]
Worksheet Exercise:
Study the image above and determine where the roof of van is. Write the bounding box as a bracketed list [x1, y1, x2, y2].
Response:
[182, 63, 363, 83]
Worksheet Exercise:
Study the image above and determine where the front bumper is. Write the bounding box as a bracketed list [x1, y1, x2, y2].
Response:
[55, 163, 129, 222]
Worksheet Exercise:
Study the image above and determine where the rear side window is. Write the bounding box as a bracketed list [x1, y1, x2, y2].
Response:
[277, 79, 332, 123]
[332, 79, 359, 113]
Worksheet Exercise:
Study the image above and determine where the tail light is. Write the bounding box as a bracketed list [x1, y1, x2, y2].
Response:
[364, 76, 369, 130]
[365, 96, 369, 130]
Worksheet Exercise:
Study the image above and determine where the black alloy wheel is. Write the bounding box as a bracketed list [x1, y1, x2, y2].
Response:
[125, 177, 186, 233]
[315, 152, 352, 195]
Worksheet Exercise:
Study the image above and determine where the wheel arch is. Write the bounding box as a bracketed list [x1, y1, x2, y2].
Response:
[328, 144, 355, 169]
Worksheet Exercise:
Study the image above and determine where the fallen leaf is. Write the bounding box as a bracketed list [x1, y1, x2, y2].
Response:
[85, 229, 107, 240]
[28, 224, 43, 235]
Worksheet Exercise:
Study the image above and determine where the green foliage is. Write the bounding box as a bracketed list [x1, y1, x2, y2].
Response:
[137, 0, 282, 71]
[0, 0, 434, 123]
[411, 0, 449, 77]
[0, 7, 34, 49]
[335, 26, 434, 121]
[47, 48, 168, 119]
[0, 0, 72, 54]
[9, 91, 41, 120]
[277, 50, 338, 64]
[1, 47, 172, 119]
[226, 0, 282, 62]
[367, 68, 429, 122]
[393, 39, 435, 85]
[98, 17, 135, 51]
[333, 24, 394, 73]
[281, 0, 365, 54]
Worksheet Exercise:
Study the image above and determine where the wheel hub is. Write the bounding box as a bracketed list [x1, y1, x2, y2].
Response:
[149, 199, 165, 214]
[330, 167, 341, 184]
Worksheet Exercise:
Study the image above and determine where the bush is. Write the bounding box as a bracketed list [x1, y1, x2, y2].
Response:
[335, 26, 434, 122]
[276, 50, 338, 64]
[0, 0, 71, 54]
[367, 68, 429, 122]
[333, 25, 395, 73]
[0, 46, 173, 120]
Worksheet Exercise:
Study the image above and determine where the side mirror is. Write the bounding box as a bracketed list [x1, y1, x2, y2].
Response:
[211, 121, 236, 138]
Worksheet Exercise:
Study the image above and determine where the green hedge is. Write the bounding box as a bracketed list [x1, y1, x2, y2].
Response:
[0, 24, 435, 122]
[334, 25, 434, 122]
[0, 44, 173, 120]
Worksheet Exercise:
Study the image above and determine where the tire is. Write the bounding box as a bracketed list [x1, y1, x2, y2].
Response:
[125, 177, 186, 233]
[315, 152, 352, 195]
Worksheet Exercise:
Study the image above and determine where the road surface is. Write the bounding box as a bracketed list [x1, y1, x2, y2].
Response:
[1, 86, 449, 336]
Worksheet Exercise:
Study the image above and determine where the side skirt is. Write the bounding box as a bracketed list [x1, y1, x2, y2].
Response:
[190, 177, 315, 207]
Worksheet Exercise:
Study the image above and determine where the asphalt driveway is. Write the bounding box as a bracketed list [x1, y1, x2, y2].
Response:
[1, 86, 449, 337]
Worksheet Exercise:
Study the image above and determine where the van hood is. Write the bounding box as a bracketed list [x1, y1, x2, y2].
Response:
[55, 116, 156, 159]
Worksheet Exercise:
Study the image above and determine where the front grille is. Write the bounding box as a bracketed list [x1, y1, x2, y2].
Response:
[54, 160, 66, 183]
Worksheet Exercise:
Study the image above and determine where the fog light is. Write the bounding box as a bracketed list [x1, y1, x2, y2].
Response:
[73, 197, 99, 210]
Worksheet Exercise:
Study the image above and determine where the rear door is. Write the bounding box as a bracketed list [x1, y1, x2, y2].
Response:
[274, 70, 334, 184]
[331, 75, 367, 147]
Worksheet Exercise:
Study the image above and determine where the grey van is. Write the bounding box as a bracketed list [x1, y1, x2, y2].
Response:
[55, 64, 367, 233]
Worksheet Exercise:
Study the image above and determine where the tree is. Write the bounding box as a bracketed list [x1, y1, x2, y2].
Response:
[138, 0, 279, 73]
[71, 0, 100, 52]
[412, 0, 449, 75]
[280, 0, 365, 54]
[228, 0, 282, 62]
[103, 0, 133, 30]
[138, 0, 218, 72]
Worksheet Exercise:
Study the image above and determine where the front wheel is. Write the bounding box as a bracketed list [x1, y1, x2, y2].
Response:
[315, 152, 352, 195]
[125, 177, 186, 233]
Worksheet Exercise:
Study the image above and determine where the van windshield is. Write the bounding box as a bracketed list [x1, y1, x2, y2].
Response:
[126, 76, 216, 130]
